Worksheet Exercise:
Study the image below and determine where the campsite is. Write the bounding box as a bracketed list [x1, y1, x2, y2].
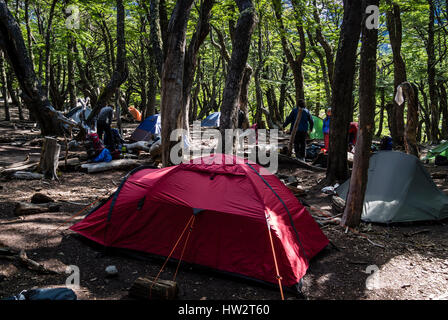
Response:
[1, 0, 448, 304]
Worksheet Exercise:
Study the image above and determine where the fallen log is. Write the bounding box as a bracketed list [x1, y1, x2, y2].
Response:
[14, 202, 60, 216]
[278, 154, 326, 172]
[125, 141, 151, 152]
[0, 249, 61, 275]
[58, 158, 81, 171]
[81, 159, 142, 173]
[129, 277, 178, 300]
[11, 171, 43, 180]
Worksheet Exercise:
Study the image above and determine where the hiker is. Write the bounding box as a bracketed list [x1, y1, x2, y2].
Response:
[323, 108, 331, 150]
[96, 106, 114, 149]
[283, 99, 314, 161]
[348, 122, 358, 152]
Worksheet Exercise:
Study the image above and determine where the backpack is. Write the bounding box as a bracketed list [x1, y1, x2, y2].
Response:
[3, 288, 77, 301]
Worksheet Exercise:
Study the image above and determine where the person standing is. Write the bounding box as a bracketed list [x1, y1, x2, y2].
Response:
[323, 108, 332, 150]
[97, 106, 114, 149]
[283, 99, 314, 161]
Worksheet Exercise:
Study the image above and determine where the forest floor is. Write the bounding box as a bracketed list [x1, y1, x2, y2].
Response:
[1, 110, 448, 300]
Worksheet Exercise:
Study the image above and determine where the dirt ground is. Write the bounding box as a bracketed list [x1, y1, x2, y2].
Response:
[1, 111, 448, 301]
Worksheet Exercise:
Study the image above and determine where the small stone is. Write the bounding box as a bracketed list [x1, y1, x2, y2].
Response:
[105, 265, 118, 277]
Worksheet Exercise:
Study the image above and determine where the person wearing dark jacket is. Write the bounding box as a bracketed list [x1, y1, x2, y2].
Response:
[96, 106, 114, 148]
[283, 100, 314, 161]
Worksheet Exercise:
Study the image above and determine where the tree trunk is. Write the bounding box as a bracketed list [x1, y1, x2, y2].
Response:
[67, 37, 76, 110]
[312, 0, 334, 90]
[38, 137, 61, 180]
[272, 0, 306, 105]
[86, 0, 129, 126]
[439, 81, 448, 139]
[43, 0, 57, 98]
[7, 70, 24, 120]
[386, 1, 407, 147]
[342, 0, 379, 228]
[182, 0, 214, 132]
[219, 0, 258, 151]
[326, 0, 363, 184]
[160, 0, 195, 166]
[0, 50, 10, 121]
[401, 82, 420, 157]
[376, 87, 385, 137]
[0, 1, 75, 135]
[427, 0, 439, 143]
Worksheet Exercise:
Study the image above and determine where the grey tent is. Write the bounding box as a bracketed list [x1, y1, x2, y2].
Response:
[336, 151, 448, 223]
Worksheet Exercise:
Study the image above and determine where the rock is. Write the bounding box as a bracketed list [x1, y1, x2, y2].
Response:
[105, 265, 118, 277]
[31, 193, 54, 204]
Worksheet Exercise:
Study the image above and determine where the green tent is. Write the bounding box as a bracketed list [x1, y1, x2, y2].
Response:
[310, 116, 324, 140]
[336, 151, 448, 223]
[423, 141, 448, 161]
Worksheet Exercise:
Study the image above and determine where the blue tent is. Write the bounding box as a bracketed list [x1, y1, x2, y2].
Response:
[131, 114, 161, 142]
[201, 112, 221, 127]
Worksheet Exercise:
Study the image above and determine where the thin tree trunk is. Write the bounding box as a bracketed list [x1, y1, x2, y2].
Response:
[386, 1, 407, 147]
[182, 0, 214, 132]
[219, 0, 258, 151]
[376, 87, 386, 137]
[86, 0, 128, 125]
[43, 0, 57, 97]
[0, 50, 10, 121]
[401, 82, 420, 157]
[342, 0, 379, 228]
[160, 0, 195, 166]
[427, 0, 439, 143]
[327, 0, 363, 183]
[439, 81, 448, 139]
[0, 0, 76, 135]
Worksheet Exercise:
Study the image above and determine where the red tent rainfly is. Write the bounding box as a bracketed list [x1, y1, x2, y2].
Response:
[70, 154, 329, 288]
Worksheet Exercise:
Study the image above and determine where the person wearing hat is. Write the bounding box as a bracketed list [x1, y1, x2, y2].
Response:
[323, 107, 331, 150]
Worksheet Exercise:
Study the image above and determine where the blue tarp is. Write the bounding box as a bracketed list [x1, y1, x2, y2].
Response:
[201, 112, 221, 127]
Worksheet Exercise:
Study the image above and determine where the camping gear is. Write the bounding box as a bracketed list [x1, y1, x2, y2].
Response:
[423, 141, 448, 162]
[70, 154, 329, 289]
[306, 143, 324, 160]
[92, 148, 112, 163]
[3, 288, 77, 300]
[131, 114, 161, 142]
[309, 116, 324, 140]
[129, 277, 178, 300]
[128, 106, 142, 122]
[66, 106, 92, 125]
[336, 151, 448, 223]
[201, 112, 221, 127]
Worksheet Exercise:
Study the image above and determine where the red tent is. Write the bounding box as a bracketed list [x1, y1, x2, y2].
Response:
[70, 154, 329, 287]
